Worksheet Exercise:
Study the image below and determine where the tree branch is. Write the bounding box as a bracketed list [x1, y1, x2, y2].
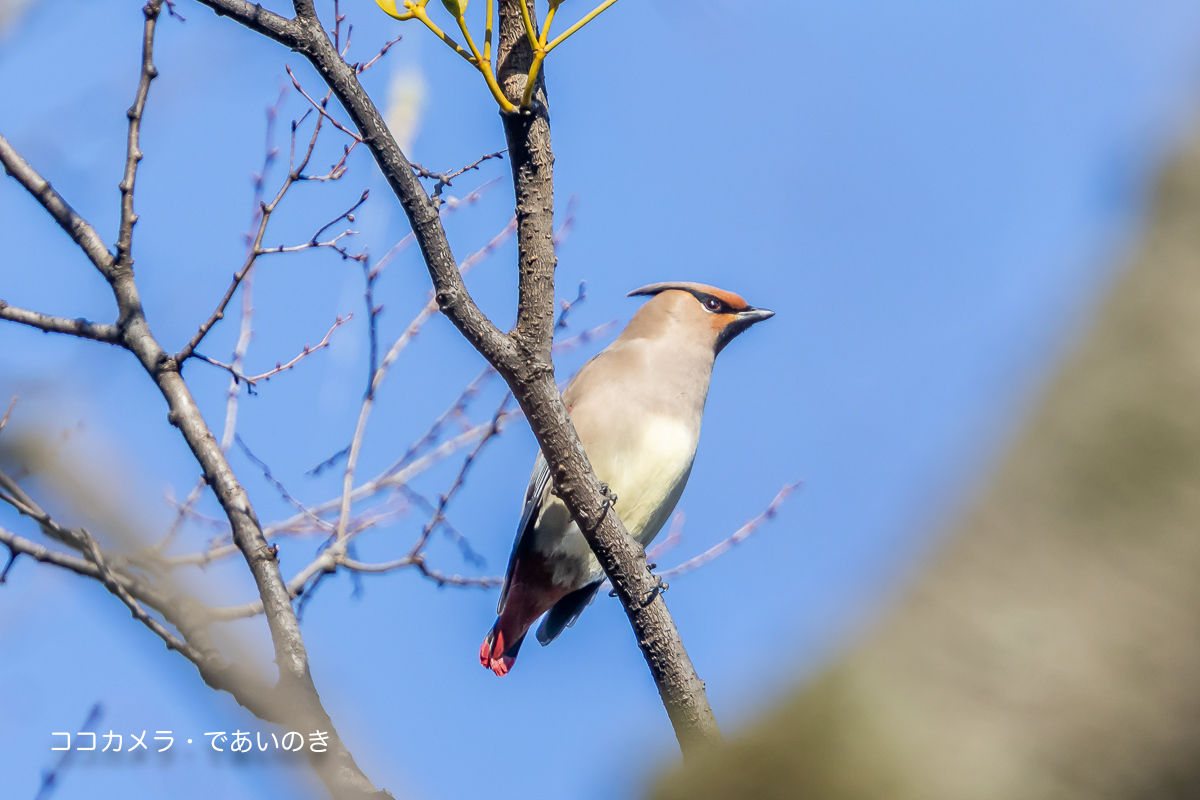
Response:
[114, 0, 161, 271]
[0, 300, 121, 343]
[497, 0, 557, 352]
[195, 0, 301, 45]
[177, 110, 328, 363]
[0, 135, 116, 279]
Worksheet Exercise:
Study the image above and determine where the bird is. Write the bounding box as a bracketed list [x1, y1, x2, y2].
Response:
[480, 282, 774, 676]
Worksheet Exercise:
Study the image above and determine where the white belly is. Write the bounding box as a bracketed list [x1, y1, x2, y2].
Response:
[533, 414, 698, 588]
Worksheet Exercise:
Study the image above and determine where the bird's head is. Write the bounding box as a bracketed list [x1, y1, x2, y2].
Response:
[626, 281, 774, 355]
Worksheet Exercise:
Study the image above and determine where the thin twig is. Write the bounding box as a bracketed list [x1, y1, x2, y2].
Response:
[236, 435, 334, 533]
[357, 34, 403, 74]
[193, 313, 351, 390]
[410, 149, 506, 206]
[34, 703, 103, 800]
[371, 178, 503, 279]
[285, 64, 364, 142]
[555, 281, 586, 331]
[176, 110, 327, 363]
[406, 393, 511, 559]
[260, 191, 369, 261]
[114, 0, 163, 272]
[0, 397, 16, 437]
[659, 482, 801, 579]
[554, 194, 578, 249]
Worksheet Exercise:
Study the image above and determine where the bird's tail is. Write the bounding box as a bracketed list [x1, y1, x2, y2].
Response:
[479, 616, 528, 677]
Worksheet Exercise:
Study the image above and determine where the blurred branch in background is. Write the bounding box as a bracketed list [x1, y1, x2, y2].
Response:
[33, 703, 104, 800]
[651, 123, 1200, 800]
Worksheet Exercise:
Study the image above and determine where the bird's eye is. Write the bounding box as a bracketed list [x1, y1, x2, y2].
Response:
[704, 298, 723, 312]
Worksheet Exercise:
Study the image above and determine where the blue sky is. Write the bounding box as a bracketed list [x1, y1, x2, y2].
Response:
[4, 1, 1200, 798]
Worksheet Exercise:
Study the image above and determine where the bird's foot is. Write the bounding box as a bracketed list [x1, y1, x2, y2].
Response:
[593, 483, 618, 530]
[641, 567, 668, 606]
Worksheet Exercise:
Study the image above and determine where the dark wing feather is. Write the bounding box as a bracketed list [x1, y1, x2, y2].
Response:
[536, 580, 602, 645]
[496, 453, 551, 614]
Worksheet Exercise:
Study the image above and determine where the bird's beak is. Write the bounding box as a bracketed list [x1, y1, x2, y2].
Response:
[737, 307, 775, 325]
[715, 306, 775, 354]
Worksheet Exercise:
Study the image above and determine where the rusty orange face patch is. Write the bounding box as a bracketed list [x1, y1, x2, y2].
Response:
[701, 286, 749, 311]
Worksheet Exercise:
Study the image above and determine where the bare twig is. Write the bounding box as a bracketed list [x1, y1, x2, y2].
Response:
[260, 190, 369, 261]
[0, 133, 115, 277]
[552, 319, 618, 356]
[169, 409, 524, 569]
[114, 0, 162, 274]
[405, 393, 511, 559]
[389, 367, 495, 475]
[193, 313, 351, 390]
[659, 482, 801, 579]
[34, 703, 103, 800]
[285, 64, 364, 142]
[167, 319, 617, 571]
[554, 193, 578, 249]
[394, 484, 482, 566]
[244, 313, 351, 384]
[357, 34, 403, 74]
[176, 111, 327, 363]
[371, 177, 500, 279]
[554, 280, 587, 330]
[235, 435, 334, 532]
[411, 149, 506, 205]
[322, 214, 517, 558]
[646, 512, 685, 563]
[341, 556, 502, 587]
[0, 397, 16, 438]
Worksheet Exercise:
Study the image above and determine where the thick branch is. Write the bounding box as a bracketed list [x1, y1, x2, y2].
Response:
[196, 0, 302, 45]
[497, 0, 556, 352]
[0, 134, 115, 278]
[0, 300, 121, 343]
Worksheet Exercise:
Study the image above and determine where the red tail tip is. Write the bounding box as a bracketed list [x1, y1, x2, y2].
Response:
[480, 628, 516, 677]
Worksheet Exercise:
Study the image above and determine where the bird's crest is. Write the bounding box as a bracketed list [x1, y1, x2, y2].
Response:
[627, 281, 750, 311]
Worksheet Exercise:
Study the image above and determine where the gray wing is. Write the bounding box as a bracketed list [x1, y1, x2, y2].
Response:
[496, 453, 552, 615]
[536, 580, 602, 645]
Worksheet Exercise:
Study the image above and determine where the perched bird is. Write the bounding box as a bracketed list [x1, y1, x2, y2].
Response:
[480, 282, 774, 676]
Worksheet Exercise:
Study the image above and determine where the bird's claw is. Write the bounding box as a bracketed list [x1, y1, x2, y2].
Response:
[642, 571, 669, 606]
[593, 483, 618, 528]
